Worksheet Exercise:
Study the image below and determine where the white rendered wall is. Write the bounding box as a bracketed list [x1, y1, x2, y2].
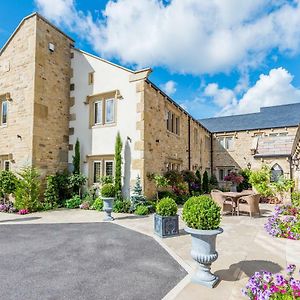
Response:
[69, 49, 143, 197]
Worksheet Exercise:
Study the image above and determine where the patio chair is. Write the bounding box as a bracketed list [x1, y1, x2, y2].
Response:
[237, 194, 261, 217]
[211, 191, 235, 215]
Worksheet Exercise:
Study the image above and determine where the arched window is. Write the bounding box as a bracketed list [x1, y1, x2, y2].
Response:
[271, 164, 283, 182]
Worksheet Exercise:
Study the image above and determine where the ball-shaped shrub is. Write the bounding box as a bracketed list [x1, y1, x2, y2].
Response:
[101, 183, 116, 198]
[182, 196, 221, 230]
[156, 197, 178, 216]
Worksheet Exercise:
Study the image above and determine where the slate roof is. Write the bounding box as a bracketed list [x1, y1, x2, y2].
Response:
[255, 135, 295, 157]
[199, 103, 300, 133]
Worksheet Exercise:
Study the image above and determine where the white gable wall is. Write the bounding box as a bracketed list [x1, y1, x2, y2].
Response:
[69, 49, 143, 197]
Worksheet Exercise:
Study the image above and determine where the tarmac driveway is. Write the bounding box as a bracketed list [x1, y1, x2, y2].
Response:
[0, 222, 186, 300]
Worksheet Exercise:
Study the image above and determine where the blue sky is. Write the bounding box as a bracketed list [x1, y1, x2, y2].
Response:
[1, 0, 300, 119]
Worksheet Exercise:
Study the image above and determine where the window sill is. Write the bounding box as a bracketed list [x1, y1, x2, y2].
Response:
[91, 122, 116, 129]
[166, 130, 180, 138]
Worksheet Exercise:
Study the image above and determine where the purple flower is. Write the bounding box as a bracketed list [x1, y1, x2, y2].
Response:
[286, 264, 296, 276]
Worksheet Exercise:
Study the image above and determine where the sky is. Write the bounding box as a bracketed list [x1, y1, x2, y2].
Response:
[1, 0, 300, 119]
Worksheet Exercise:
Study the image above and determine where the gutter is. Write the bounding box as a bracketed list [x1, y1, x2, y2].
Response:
[188, 116, 191, 170]
[210, 133, 213, 175]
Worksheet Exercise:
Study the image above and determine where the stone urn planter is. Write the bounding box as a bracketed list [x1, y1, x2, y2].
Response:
[154, 197, 179, 238]
[154, 214, 179, 237]
[102, 197, 115, 221]
[185, 226, 223, 287]
[182, 195, 223, 288]
[230, 183, 237, 192]
[101, 183, 116, 221]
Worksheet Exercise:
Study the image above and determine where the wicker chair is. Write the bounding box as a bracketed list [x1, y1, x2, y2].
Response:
[237, 194, 261, 217]
[211, 190, 235, 215]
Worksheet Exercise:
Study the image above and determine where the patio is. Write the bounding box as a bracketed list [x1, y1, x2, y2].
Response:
[0, 205, 299, 300]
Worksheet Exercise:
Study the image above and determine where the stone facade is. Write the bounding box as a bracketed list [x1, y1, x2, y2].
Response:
[212, 126, 298, 187]
[136, 81, 211, 196]
[0, 14, 73, 177]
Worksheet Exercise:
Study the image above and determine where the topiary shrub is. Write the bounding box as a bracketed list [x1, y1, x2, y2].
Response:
[113, 199, 131, 213]
[90, 198, 103, 211]
[182, 196, 221, 230]
[135, 205, 149, 215]
[101, 183, 116, 198]
[156, 197, 178, 217]
[65, 195, 82, 209]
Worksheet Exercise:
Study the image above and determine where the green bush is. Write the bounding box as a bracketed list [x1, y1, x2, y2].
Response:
[68, 173, 87, 196]
[15, 167, 41, 212]
[0, 170, 18, 199]
[182, 196, 221, 230]
[156, 197, 177, 216]
[90, 198, 103, 211]
[113, 199, 131, 213]
[101, 183, 116, 197]
[135, 205, 149, 215]
[163, 170, 183, 186]
[249, 166, 273, 197]
[65, 195, 82, 209]
[237, 169, 252, 192]
[291, 192, 300, 207]
[55, 172, 71, 205]
[100, 175, 113, 184]
[44, 175, 59, 209]
[157, 190, 176, 200]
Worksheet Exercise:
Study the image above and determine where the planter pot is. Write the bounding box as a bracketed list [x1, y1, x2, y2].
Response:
[102, 197, 115, 221]
[154, 214, 179, 238]
[230, 183, 237, 192]
[185, 226, 223, 288]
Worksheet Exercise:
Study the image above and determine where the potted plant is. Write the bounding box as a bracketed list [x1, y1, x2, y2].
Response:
[154, 197, 179, 237]
[224, 171, 244, 192]
[101, 183, 116, 221]
[182, 195, 222, 288]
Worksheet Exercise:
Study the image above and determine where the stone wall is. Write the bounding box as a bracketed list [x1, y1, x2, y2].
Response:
[32, 15, 73, 177]
[139, 81, 211, 197]
[0, 16, 36, 171]
[212, 126, 298, 185]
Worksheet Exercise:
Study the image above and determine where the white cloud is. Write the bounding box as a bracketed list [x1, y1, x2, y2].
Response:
[205, 68, 300, 116]
[35, 0, 300, 75]
[160, 80, 177, 95]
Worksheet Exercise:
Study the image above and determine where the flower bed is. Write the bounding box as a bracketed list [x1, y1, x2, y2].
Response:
[242, 264, 300, 299]
[264, 205, 300, 240]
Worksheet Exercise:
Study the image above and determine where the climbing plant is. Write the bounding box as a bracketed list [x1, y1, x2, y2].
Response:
[114, 132, 123, 195]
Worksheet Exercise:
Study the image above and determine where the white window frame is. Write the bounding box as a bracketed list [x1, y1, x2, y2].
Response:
[1, 100, 7, 126]
[3, 160, 10, 171]
[93, 161, 102, 183]
[105, 98, 115, 124]
[94, 100, 103, 125]
[104, 160, 114, 177]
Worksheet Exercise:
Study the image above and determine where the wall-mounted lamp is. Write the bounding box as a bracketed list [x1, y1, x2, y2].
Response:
[17, 134, 22, 140]
[247, 162, 252, 170]
[127, 136, 132, 143]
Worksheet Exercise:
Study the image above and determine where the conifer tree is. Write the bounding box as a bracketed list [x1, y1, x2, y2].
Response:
[114, 132, 123, 194]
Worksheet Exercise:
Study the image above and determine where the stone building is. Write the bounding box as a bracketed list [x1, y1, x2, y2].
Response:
[0, 13, 74, 178]
[0, 13, 211, 197]
[200, 104, 300, 187]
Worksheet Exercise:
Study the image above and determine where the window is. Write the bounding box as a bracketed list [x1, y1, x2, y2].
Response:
[94, 101, 102, 125]
[219, 169, 224, 181]
[219, 136, 234, 150]
[271, 164, 283, 182]
[105, 160, 114, 176]
[1, 100, 7, 125]
[3, 160, 10, 171]
[105, 99, 115, 124]
[93, 161, 102, 183]
[88, 72, 94, 85]
[166, 109, 180, 135]
[92, 98, 115, 126]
